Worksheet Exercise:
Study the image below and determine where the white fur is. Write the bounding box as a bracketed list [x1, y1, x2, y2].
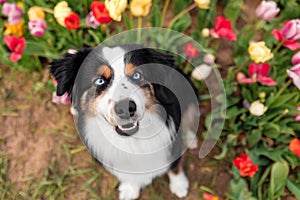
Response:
[168, 171, 189, 198]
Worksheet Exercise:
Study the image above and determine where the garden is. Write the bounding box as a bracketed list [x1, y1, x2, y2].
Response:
[0, 0, 300, 199]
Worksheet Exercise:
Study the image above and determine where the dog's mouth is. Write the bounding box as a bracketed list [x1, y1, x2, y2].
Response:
[115, 122, 139, 136]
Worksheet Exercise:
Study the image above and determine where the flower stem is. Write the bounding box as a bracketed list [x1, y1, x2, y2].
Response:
[137, 17, 143, 43]
[167, 3, 197, 29]
[41, 8, 54, 14]
[160, 0, 171, 27]
[275, 79, 292, 98]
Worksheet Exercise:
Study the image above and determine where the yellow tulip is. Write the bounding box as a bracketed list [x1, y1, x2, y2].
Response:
[249, 100, 267, 116]
[194, 0, 210, 9]
[248, 41, 273, 63]
[28, 6, 45, 21]
[130, 0, 152, 17]
[105, 0, 128, 22]
[53, 1, 72, 26]
[4, 20, 24, 37]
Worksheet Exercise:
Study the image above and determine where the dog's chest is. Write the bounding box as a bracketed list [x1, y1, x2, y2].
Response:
[82, 113, 176, 174]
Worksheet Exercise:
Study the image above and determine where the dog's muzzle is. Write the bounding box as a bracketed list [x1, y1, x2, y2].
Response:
[114, 98, 139, 136]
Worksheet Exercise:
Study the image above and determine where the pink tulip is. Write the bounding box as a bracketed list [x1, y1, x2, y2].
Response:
[85, 11, 100, 29]
[0, 0, 6, 3]
[28, 18, 47, 37]
[256, 1, 280, 21]
[292, 51, 300, 65]
[281, 19, 300, 41]
[287, 64, 300, 89]
[2, 3, 23, 24]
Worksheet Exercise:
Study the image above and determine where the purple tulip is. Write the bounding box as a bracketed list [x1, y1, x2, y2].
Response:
[287, 64, 300, 90]
[2, 3, 23, 24]
[256, 1, 280, 21]
[282, 19, 300, 41]
[28, 18, 47, 37]
[0, 0, 6, 3]
[85, 11, 100, 29]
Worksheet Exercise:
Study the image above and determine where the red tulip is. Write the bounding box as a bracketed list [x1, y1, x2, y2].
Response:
[237, 62, 277, 86]
[289, 138, 300, 157]
[91, 1, 112, 24]
[233, 153, 258, 178]
[210, 16, 237, 41]
[271, 20, 300, 51]
[184, 43, 200, 58]
[4, 35, 25, 62]
[64, 13, 81, 30]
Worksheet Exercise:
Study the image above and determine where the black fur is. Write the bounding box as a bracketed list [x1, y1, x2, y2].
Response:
[50, 47, 93, 96]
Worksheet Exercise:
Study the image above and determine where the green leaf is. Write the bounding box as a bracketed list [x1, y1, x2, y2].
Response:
[269, 162, 289, 199]
[224, 0, 243, 28]
[171, 13, 191, 33]
[229, 178, 257, 200]
[263, 123, 280, 139]
[268, 93, 299, 109]
[287, 179, 300, 199]
[247, 129, 262, 148]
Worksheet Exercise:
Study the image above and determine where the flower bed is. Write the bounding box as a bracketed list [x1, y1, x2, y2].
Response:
[1, 0, 300, 199]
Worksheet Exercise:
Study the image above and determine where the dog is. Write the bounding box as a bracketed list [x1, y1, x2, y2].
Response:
[50, 44, 199, 200]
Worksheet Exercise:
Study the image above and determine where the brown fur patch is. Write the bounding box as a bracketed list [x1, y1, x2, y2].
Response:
[125, 63, 136, 76]
[97, 65, 112, 79]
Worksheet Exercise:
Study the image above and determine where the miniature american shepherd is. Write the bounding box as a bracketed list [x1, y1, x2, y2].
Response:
[50, 44, 199, 200]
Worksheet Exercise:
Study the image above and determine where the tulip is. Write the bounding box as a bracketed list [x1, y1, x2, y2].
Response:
[210, 16, 237, 41]
[237, 62, 277, 86]
[233, 153, 258, 178]
[53, 1, 72, 27]
[194, 0, 210, 9]
[287, 64, 300, 90]
[91, 1, 112, 24]
[191, 64, 212, 80]
[203, 53, 215, 64]
[64, 13, 81, 30]
[255, 0, 279, 21]
[289, 138, 300, 157]
[85, 11, 101, 29]
[4, 20, 24, 37]
[105, 0, 127, 21]
[0, 0, 6, 3]
[281, 19, 300, 41]
[28, 18, 47, 37]
[4, 35, 26, 62]
[292, 51, 300, 65]
[201, 28, 210, 38]
[184, 43, 200, 58]
[248, 41, 273, 63]
[294, 106, 300, 122]
[27, 6, 45, 21]
[2, 3, 23, 24]
[130, 0, 152, 17]
[249, 100, 267, 116]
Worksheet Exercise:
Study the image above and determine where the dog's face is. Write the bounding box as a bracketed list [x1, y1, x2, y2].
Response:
[51, 44, 181, 137]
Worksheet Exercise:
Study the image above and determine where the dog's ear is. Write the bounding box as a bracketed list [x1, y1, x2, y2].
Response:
[50, 48, 93, 96]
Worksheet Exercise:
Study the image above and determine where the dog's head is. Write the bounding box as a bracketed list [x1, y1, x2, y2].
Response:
[50, 44, 182, 137]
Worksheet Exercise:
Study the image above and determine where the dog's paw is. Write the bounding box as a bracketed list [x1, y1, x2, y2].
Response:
[168, 172, 189, 198]
[118, 182, 140, 200]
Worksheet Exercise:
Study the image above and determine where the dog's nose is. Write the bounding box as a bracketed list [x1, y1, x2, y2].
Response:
[114, 99, 137, 119]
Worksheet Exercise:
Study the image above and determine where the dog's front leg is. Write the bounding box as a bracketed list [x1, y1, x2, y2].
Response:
[118, 182, 140, 200]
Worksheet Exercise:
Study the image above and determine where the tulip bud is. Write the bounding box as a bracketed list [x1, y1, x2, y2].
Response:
[202, 28, 210, 38]
[281, 19, 300, 41]
[255, 0, 280, 21]
[259, 92, 266, 99]
[249, 100, 267, 116]
[191, 64, 212, 80]
[292, 51, 300, 66]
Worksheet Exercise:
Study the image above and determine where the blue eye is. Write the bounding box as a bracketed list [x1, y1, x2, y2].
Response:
[132, 72, 141, 80]
[95, 77, 105, 86]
